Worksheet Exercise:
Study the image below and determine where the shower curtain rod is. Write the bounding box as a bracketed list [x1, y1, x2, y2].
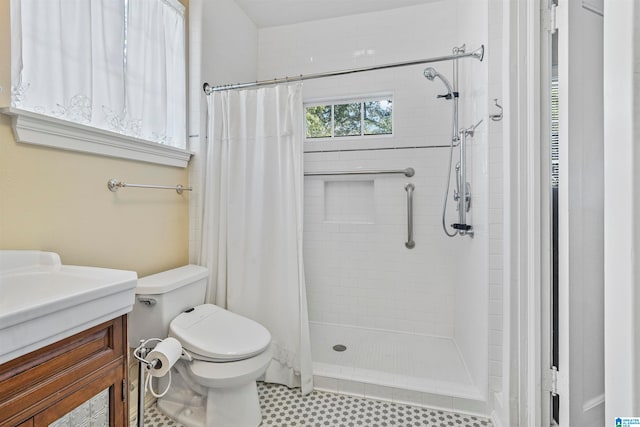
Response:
[203, 45, 484, 94]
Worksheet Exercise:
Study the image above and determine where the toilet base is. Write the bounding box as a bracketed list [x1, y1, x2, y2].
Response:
[154, 346, 272, 427]
[156, 360, 262, 427]
[157, 398, 206, 427]
[208, 382, 262, 426]
[157, 382, 262, 427]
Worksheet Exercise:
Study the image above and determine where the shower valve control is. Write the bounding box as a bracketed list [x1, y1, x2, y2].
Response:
[453, 163, 471, 212]
[453, 183, 472, 212]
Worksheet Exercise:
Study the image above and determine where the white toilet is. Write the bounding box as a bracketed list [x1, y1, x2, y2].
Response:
[128, 265, 272, 427]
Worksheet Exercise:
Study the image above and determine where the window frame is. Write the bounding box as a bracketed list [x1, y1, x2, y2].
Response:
[304, 94, 394, 151]
[3, 0, 190, 167]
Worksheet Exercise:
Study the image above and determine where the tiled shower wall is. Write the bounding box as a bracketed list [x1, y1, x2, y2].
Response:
[258, 2, 464, 338]
[258, 1, 493, 396]
[303, 148, 460, 336]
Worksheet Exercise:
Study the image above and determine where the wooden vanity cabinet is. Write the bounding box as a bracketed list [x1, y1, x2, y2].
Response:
[0, 316, 129, 427]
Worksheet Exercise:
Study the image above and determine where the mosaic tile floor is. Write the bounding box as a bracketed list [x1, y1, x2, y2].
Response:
[143, 382, 492, 427]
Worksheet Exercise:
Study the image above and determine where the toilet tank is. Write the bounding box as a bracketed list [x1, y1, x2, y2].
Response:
[128, 265, 208, 347]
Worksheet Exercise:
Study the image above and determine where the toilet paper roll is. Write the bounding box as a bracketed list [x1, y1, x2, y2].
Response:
[145, 337, 182, 377]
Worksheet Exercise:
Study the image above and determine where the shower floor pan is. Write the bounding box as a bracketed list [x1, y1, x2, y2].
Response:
[310, 322, 486, 414]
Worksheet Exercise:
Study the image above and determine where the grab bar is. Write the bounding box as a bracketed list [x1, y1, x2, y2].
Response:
[305, 167, 415, 178]
[405, 183, 415, 249]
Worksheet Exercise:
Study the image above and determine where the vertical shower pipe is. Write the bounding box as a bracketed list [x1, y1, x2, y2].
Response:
[453, 46, 462, 231]
[457, 45, 466, 233]
[453, 45, 468, 235]
[453, 45, 474, 236]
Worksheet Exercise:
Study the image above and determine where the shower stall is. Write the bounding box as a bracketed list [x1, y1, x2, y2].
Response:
[301, 75, 488, 410]
[255, 1, 492, 414]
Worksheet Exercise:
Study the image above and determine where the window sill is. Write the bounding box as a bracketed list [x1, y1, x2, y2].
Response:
[2, 108, 192, 168]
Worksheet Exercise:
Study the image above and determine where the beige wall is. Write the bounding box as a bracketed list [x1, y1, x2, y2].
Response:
[0, 0, 189, 277]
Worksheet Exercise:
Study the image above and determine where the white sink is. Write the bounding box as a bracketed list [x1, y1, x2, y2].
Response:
[0, 250, 137, 364]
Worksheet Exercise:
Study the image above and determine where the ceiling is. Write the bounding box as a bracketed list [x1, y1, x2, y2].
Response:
[233, 0, 445, 28]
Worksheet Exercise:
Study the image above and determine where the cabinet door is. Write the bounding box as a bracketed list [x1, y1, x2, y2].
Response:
[33, 367, 126, 427]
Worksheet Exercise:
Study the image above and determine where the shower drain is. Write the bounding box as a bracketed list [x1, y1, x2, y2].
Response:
[332, 344, 347, 352]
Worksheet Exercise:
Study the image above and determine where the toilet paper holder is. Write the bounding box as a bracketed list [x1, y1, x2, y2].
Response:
[133, 337, 191, 370]
[133, 338, 191, 427]
[133, 338, 164, 370]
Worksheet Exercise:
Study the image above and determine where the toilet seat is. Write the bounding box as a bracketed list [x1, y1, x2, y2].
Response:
[169, 304, 271, 362]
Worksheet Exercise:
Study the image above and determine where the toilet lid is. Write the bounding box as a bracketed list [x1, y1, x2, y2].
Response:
[169, 304, 271, 362]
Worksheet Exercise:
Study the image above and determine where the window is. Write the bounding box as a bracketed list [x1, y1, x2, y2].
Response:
[305, 97, 393, 140]
[6, 0, 189, 166]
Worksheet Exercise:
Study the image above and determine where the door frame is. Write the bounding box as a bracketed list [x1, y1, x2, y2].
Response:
[507, 2, 639, 426]
[539, 0, 555, 424]
[502, 0, 544, 426]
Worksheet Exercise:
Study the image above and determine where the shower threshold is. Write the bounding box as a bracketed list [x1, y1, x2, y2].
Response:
[310, 322, 486, 415]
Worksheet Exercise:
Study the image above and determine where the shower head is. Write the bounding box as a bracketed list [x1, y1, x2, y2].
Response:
[423, 67, 438, 81]
[424, 67, 454, 98]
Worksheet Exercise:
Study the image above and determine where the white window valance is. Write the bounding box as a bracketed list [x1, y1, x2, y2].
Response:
[9, 0, 187, 157]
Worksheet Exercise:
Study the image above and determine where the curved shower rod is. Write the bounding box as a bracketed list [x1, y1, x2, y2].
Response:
[203, 45, 484, 94]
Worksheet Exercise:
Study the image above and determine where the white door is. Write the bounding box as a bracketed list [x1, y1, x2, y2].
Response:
[554, 0, 605, 425]
[602, 0, 640, 420]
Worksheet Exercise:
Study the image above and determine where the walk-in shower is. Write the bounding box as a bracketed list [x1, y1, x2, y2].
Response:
[295, 37, 487, 413]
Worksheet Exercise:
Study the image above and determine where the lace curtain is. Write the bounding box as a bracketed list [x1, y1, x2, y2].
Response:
[10, 0, 186, 149]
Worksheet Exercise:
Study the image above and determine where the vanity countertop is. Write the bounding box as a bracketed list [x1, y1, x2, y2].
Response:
[0, 250, 137, 364]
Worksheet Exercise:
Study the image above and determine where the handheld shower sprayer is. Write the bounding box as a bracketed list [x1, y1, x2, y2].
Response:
[424, 62, 472, 237]
[423, 67, 437, 80]
[423, 67, 455, 99]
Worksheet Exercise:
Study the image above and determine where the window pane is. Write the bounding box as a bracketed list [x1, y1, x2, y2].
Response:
[364, 99, 393, 135]
[334, 103, 361, 137]
[306, 105, 332, 138]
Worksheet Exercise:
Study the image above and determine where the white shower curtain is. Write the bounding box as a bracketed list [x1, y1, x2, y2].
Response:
[199, 83, 313, 395]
